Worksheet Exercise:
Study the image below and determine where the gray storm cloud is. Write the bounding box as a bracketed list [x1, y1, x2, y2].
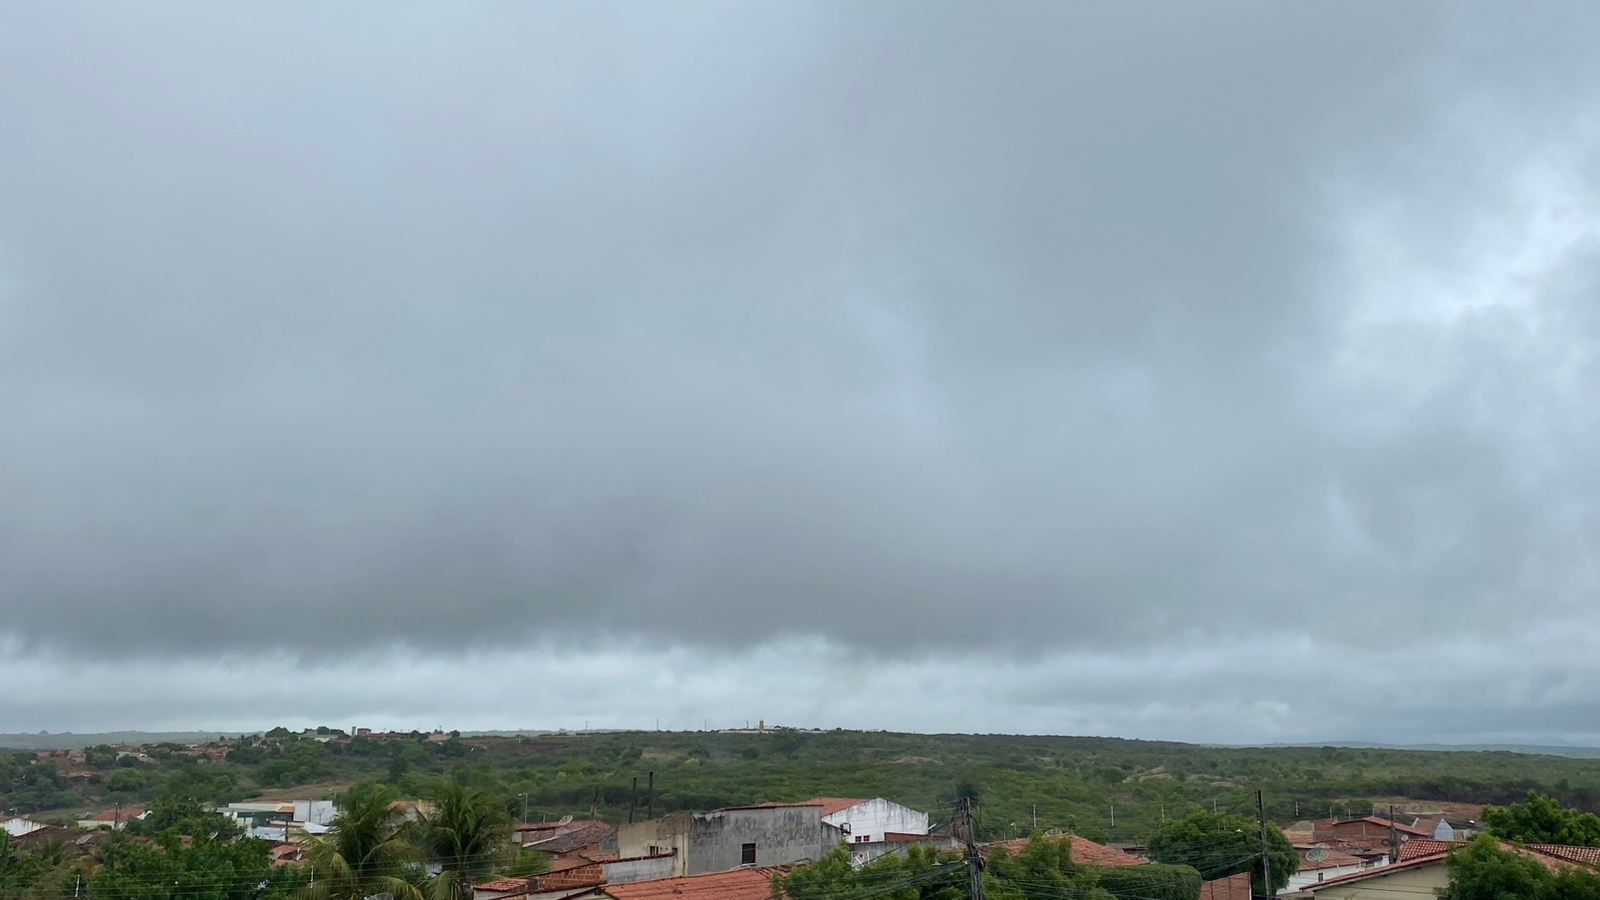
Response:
[2, 0, 1599, 686]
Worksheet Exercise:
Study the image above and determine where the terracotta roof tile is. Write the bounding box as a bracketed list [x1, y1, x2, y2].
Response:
[1397, 840, 1460, 861]
[476, 879, 534, 893]
[1528, 845, 1600, 867]
[601, 869, 776, 900]
[985, 836, 1148, 868]
[807, 798, 868, 817]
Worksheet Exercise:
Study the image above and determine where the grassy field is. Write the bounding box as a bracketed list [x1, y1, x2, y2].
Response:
[9, 729, 1600, 842]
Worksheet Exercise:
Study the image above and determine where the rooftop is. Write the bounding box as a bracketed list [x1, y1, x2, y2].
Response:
[601, 869, 779, 900]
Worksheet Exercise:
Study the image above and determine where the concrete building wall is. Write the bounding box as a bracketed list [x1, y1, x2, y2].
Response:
[615, 816, 692, 876]
[1305, 863, 1448, 900]
[824, 799, 929, 844]
[688, 806, 830, 875]
[602, 855, 678, 885]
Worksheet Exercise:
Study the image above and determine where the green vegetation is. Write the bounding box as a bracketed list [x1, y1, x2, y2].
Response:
[1440, 833, 1600, 900]
[11, 730, 1600, 847]
[1486, 792, 1600, 847]
[779, 835, 1202, 900]
[298, 783, 426, 900]
[1148, 811, 1296, 894]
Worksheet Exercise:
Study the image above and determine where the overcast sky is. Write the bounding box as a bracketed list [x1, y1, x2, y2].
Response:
[3, 2, 1600, 744]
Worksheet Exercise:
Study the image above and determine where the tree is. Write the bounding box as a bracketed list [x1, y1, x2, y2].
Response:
[85, 745, 119, 768]
[416, 779, 513, 886]
[1149, 811, 1296, 895]
[91, 830, 305, 900]
[296, 782, 424, 900]
[1485, 793, 1600, 847]
[1439, 834, 1600, 900]
[128, 794, 243, 839]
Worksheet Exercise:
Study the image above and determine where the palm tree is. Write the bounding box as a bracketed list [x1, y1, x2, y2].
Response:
[298, 783, 424, 900]
[417, 780, 514, 900]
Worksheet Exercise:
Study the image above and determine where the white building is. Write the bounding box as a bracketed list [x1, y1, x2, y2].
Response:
[0, 816, 46, 837]
[808, 798, 929, 844]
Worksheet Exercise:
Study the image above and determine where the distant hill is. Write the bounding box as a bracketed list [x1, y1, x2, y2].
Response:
[1259, 742, 1600, 759]
[0, 731, 229, 750]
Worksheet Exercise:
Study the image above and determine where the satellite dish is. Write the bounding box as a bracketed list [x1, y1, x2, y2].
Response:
[557, 815, 574, 826]
[1308, 848, 1326, 862]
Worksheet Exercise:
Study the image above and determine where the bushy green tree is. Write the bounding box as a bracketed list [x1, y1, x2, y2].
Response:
[780, 842, 965, 900]
[1485, 793, 1600, 847]
[1149, 811, 1295, 895]
[127, 795, 242, 839]
[1440, 834, 1600, 900]
[91, 830, 305, 900]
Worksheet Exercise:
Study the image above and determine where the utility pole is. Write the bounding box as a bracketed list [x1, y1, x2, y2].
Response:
[1110, 804, 1115, 829]
[520, 793, 528, 824]
[1257, 791, 1271, 900]
[1389, 805, 1398, 864]
[630, 778, 638, 824]
[647, 771, 654, 819]
[959, 797, 985, 900]
[1032, 805, 1037, 831]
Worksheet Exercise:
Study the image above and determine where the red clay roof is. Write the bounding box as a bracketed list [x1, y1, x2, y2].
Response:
[736, 798, 867, 817]
[601, 869, 777, 900]
[1528, 844, 1600, 867]
[1398, 840, 1462, 861]
[545, 858, 597, 873]
[807, 798, 868, 817]
[986, 836, 1148, 867]
[1318, 817, 1432, 837]
[476, 878, 534, 893]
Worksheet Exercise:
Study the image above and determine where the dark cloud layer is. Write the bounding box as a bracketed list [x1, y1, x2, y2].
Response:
[2, 1, 1599, 689]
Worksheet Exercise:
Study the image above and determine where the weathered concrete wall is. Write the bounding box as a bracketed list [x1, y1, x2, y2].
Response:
[614, 815, 692, 876]
[688, 805, 828, 874]
[602, 854, 678, 885]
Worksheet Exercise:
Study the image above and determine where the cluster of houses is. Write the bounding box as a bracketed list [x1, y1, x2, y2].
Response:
[10, 788, 1600, 900]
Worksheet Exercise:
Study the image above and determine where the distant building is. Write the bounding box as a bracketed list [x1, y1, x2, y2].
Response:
[0, 816, 46, 837]
[77, 806, 146, 830]
[984, 836, 1149, 868]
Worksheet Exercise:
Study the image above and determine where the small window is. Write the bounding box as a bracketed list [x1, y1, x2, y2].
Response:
[741, 843, 757, 865]
[648, 845, 660, 856]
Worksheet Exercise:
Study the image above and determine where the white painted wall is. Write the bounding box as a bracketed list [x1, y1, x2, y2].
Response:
[821, 799, 928, 844]
[0, 817, 45, 836]
[1285, 864, 1367, 892]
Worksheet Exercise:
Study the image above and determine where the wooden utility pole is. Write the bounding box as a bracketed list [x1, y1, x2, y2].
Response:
[647, 771, 654, 819]
[959, 797, 985, 900]
[1257, 791, 1270, 899]
[630, 778, 638, 823]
